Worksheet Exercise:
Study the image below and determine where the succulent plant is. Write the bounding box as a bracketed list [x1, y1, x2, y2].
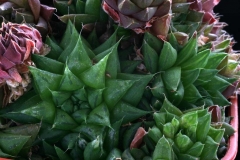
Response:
[0, 0, 55, 37]
[102, 0, 172, 39]
[54, 0, 109, 30]
[0, 22, 43, 107]
[124, 97, 233, 160]
[0, 21, 153, 159]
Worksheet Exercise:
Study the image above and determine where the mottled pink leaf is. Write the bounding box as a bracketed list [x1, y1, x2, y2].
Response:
[28, 0, 41, 23]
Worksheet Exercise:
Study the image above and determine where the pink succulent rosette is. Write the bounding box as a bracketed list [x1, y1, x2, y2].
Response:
[0, 22, 43, 106]
[102, 0, 172, 39]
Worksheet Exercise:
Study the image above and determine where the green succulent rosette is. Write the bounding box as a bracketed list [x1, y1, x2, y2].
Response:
[0, 21, 153, 159]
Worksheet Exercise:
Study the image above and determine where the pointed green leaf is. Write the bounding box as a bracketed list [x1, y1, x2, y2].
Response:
[200, 136, 219, 160]
[58, 23, 79, 63]
[84, 137, 103, 160]
[148, 126, 163, 143]
[32, 54, 64, 74]
[20, 100, 56, 124]
[104, 120, 123, 152]
[160, 97, 183, 116]
[104, 79, 135, 111]
[87, 88, 104, 109]
[29, 66, 62, 101]
[0, 132, 30, 156]
[106, 148, 122, 160]
[186, 141, 204, 157]
[181, 69, 199, 87]
[144, 32, 163, 53]
[208, 127, 225, 144]
[54, 146, 72, 160]
[85, 0, 101, 19]
[152, 136, 174, 160]
[158, 41, 177, 71]
[87, 103, 111, 127]
[196, 113, 211, 142]
[67, 37, 93, 76]
[175, 33, 197, 66]
[142, 40, 158, 73]
[194, 69, 218, 86]
[151, 74, 167, 100]
[52, 109, 78, 130]
[162, 67, 181, 91]
[181, 49, 210, 70]
[80, 54, 109, 89]
[205, 52, 227, 69]
[72, 109, 91, 124]
[175, 132, 194, 153]
[72, 124, 105, 141]
[50, 90, 71, 106]
[213, 40, 231, 52]
[93, 40, 120, 78]
[59, 64, 84, 91]
[58, 14, 98, 30]
[120, 60, 141, 73]
[167, 81, 184, 106]
[45, 36, 63, 59]
[117, 73, 153, 106]
[111, 101, 150, 124]
[54, 0, 76, 15]
[183, 84, 202, 103]
[93, 29, 117, 54]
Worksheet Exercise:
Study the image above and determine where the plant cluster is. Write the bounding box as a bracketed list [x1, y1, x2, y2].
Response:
[0, 0, 239, 159]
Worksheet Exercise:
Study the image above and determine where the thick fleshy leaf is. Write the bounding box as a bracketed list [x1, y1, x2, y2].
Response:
[143, 32, 163, 53]
[181, 69, 199, 87]
[87, 88, 104, 109]
[59, 65, 84, 91]
[175, 132, 194, 153]
[158, 41, 177, 71]
[200, 136, 219, 160]
[152, 136, 174, 160]
[54, 0, 76, 15]
[194, 69, 218, 86]
[208, 127, 225, 144]
[180, 111, 198, 140]
[202, 75, 231, 92]
[181, 49, 210, 70]
[106, 148, 122, 160]
[84, 137, 104, 160]
[50, 90, 71, 106]
[87, 103, 111, 127]
[196, 113, 211, 142]
[142, 40, 158, 73]
[32, 54, 64, 74]
[61, 133, 79, 150]
[174, 33, 197, 66]
[111, 101, 150, 124]
[120, 60, 141, 73]
[162, 67, 181, 91]
[103, 79, 135, 110]
[205, 52, 227, 69]
[58, 26, 80, 63]
[72, 109, 90, 124]
[80, 54, 109, 89]
[104, 119, 122, 152]
[30, 67, 62, 100]
[183, 84, 202, 103]
[186, 141, 204, 157]
[160, 97, 183, 116]
[0, 132, 30, 156]
[76, 0, 85, 14]
[72, 124, 105, 141]
[85, 0, 101, 19]
[117, 73, 153, 106]
[93, 29, 118, 54]
[45, 36, 63, 59]
[148, 126, 162, 143]
[151, 74, 167, 100]
[167, 81, 184, 106]
[52, 109, 78, 130]
[3, 124, 40, 156]
[55, 146, 72, 160]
